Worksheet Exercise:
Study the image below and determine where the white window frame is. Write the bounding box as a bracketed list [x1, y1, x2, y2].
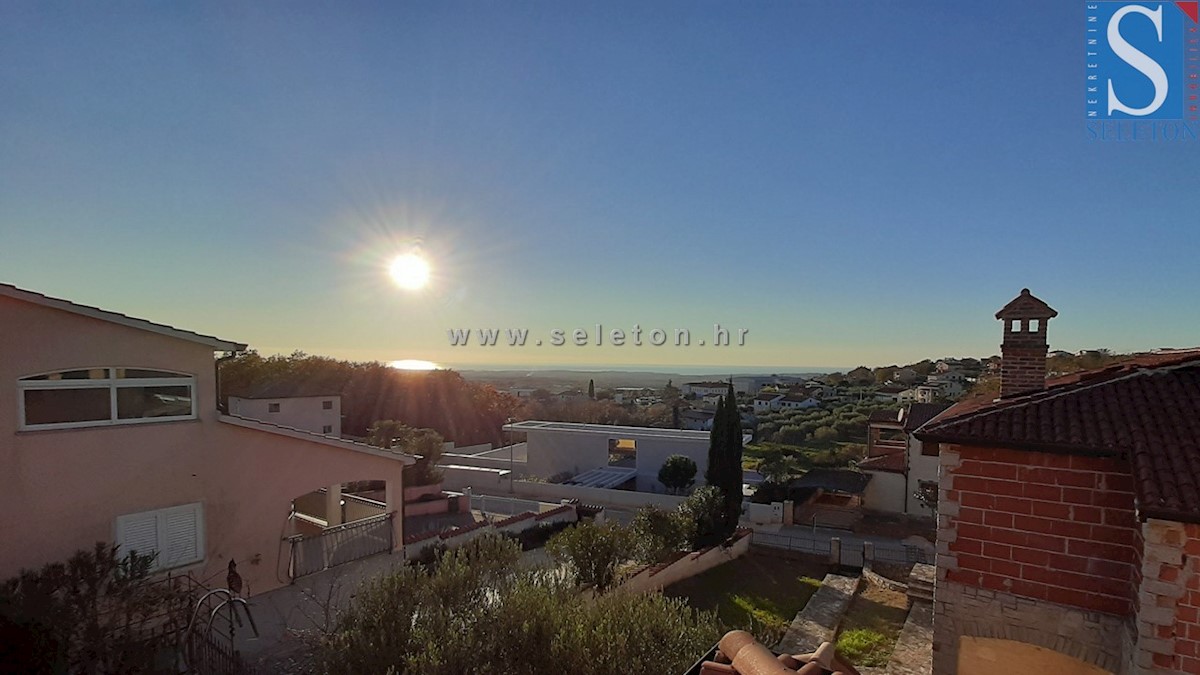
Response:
[115, 502, 205, 571]
[18, 367, 197, 431]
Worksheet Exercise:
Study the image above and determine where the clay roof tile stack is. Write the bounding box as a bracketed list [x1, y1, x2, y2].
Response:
[699, 632, 861, 675]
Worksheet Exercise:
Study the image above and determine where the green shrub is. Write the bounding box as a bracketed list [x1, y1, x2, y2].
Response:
[836, 628, 892, 667]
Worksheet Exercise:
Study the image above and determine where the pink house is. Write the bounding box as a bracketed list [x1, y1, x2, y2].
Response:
[0, 284, 414, 596]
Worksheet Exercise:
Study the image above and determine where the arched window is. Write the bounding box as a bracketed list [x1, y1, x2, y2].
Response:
[18, 368, 196, 430]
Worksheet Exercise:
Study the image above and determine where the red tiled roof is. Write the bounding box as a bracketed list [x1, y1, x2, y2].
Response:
[917, 349, 1200, 523]
[492, 512, 535, 528]
[903, 402, 953, 432]
[859, 451, 906, 474]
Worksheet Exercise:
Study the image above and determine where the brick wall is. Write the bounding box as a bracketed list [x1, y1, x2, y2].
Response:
[1131, 519, 1200, 674]
[942, 444, 1138, 616]
[933, 444, 1139, 674]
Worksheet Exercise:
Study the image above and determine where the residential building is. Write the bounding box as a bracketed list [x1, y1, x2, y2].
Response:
[503, 420, 710, 493]
[778, 391, 820, 410]
[228, 386, 342, 436]
[916, 289, 1200, 674]
[731, 375, 775, 396]
[681, 381, 730, 398]
[873, 385, 908, 402]
[894, 367, 922, 385]
[753, 392, 784, 412]
[859, 402, 950, 516]
[0, 284, 414, 595]
[680, 408, 715, 431]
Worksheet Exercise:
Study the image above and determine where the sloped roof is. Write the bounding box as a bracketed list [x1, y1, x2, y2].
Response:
[788, 469, 872, 494]
[995, 287, 1058, 320]
[859, 451, 906, 474]
[917, 349, 1200, 523]
[219, 414, 417, 464]
[1, 282, 245, 351]
[903, 402, 953, 432]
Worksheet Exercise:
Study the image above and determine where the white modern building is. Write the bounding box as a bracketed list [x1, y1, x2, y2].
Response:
[228, 390, 342, 437]
[503, 420, 711, 493]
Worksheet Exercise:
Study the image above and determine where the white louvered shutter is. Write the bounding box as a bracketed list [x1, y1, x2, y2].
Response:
[116, 503, 203, 570]
[116, 511, 161, 563]
[161, 504, 203, 568]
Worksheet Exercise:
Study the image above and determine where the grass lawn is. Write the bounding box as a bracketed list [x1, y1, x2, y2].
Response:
[663, 553, 824, 642]
[835, 581, 910, 667]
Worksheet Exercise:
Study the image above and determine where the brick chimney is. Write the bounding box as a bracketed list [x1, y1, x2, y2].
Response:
[995, 288, 1057, 398]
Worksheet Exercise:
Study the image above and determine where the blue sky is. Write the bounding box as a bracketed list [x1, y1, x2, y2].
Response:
[2, 1, 1197, 370]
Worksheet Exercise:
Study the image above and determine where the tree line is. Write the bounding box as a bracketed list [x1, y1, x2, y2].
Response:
[219, 351, 520, 446]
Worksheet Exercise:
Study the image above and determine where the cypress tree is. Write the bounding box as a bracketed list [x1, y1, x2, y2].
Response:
[705, 395, 727, 487]
[588, 379, 595, 400]
[721, 382, 744, 534]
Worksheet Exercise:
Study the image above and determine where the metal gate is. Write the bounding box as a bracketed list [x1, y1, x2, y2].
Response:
[287, 512, 394, 579]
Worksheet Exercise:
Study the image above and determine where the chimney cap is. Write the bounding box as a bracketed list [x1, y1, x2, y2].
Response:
[995, 288, 1058, 320]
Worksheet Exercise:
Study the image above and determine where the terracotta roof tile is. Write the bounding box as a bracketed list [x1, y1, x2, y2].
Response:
[859, 451, 906, 474]
[917, 350, 1200, 522]
[492, 512, 535, 528]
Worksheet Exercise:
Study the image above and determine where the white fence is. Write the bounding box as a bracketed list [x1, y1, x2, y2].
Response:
[511, 480, 687, 510]
[470, 493, 550, 517]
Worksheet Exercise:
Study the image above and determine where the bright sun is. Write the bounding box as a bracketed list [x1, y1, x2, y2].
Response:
[388, 253, 430, 290]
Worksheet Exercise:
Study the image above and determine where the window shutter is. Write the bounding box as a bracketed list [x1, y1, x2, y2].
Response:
[162, 504, 202, 567]
[116, 512, 160, 563]
[116, 503, 203, 570]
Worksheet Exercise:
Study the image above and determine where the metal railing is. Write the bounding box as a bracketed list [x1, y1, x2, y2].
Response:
[749, 531, 833, 556]
[872, 544, 929, 565]
[470, 493, 544, 517]
[287, 512, 394, 579]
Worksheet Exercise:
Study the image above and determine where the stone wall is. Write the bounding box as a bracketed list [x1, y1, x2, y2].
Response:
[1128, 519, 1200, 674]
[932, 577, 1131, 674]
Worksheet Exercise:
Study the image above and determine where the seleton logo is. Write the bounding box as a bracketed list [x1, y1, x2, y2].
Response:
[1087, 2, 1200, 139]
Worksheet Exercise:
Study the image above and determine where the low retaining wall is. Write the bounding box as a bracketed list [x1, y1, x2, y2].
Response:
[619, 529, 752, 594]
[404, 492, 468, 517]
[441, 465, 510, 492]
[744, 501, 784, 525]
[512, 480, 687, 510]
[402, 504, 579, 559]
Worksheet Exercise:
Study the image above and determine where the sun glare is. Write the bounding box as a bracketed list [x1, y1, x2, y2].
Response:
[388, 253, 430, 290]
[389, 359, 439, 371]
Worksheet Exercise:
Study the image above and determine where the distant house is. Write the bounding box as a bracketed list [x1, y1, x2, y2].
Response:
[917, 289, 1200, 674]
[0, 283, 414, 595]
[893, 367, 922, 385]
[229, 383, 342, 437]
[680, 408, 715, 431]
[873, 385, 907, 402]
[681, 381, 729, 398]
[731, 375, 775, 395]
[753, 392, 784, 412]
[846, 366, 874, 385]
[778, 391, 820, 410]
[507, 387, 537, 398]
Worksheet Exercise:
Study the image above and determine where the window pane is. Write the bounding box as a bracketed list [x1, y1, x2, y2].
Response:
[23, 369, 109, 381]
[117, 386, 193, 419]
[23, 388, 112, 425]
[115, 368, 185, 379]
